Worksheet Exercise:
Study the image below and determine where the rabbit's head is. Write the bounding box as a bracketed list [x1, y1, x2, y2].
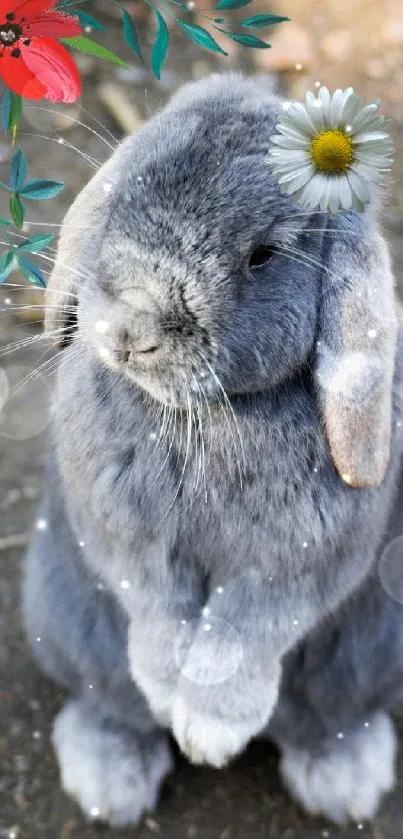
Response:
[47, 74, 398, 489]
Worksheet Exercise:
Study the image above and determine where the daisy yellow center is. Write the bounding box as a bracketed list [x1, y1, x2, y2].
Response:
[311, 129, 353, 175]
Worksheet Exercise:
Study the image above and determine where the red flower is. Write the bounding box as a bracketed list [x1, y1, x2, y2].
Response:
[0, 0, 82, 102]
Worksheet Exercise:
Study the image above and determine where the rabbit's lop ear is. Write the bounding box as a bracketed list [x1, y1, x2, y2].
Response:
[315, 216, 398, 489]
[45, 143, 129, 346]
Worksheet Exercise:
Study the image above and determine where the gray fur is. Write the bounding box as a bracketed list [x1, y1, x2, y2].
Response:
[24, 73, 403, 825]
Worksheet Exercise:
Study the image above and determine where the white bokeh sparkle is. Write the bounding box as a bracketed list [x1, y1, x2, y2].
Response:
[94, 320, 109, 335]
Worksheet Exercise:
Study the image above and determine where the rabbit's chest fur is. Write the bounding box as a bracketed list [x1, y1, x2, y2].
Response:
[54, 343, 396, 590]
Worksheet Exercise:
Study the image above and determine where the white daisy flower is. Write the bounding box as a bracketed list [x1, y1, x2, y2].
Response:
[267, 86, 394, 214]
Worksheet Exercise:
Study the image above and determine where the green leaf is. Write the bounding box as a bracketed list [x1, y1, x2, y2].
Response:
[74, 10, 105, 31]
[10, 148, 27, 191]
[1, 91, 22, 142]
[151, 10, 170, 80]
[223, 31, 271, 47]
[16, 233, 54, 253]
[0, 251, 15, 283]
[122, 9, 143, 62]
[9, 92, 22, 143]
[19, 179, 64, 199]
[16, 254, 47, 288]
[241, 14, 289, 27]
[0, 217, 12, 227]
[2, 90, 11, 136]
[177, 21, 228, 55]
[60, 36, 128, 67]
[216, 0, 253, 9]
[9, 193, 25, 229]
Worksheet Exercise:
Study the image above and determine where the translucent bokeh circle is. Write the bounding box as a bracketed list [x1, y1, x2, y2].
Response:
[0, 365, 52, 440]
[378, 536, 403, 605]
[22, 98, 83, 134]
[174, 616, 243, 686]
[316, 344, 384, 406]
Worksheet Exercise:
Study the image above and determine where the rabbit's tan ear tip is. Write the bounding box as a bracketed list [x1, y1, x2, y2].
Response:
[341, 473, 370, 489]
[339, 464, 387, 490]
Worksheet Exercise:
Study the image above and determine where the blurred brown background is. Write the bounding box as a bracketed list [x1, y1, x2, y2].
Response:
[1, 1, 403, 838]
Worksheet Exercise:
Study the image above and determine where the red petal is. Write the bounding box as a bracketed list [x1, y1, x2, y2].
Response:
[4, 0, 58, 19]
[23, 12, 81, 38]
[0, 48, 46, 99]
[20, 37, 81, 103]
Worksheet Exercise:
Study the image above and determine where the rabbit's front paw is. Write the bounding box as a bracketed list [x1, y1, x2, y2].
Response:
[53, 699, 172, 827]
[280, 712, 397, 825]
[172, 695, 265, 767]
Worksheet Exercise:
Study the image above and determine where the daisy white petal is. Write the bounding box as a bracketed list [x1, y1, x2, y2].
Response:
[341, 87, 354, 103]
[278, 118, 313, 141]
[268, 148, 311, 162]
[283, 104, 316, 135]
[349, 102, 379, 132]
[350, 189, 366, 212]
[277, 122, 310, 138]
[354, 138, 394, 152]
[338, 176, 353, 211]
[340, 92, 362, 126]
[352, 130, 391, 143]
[328, 179, 340, 214]
[319, 178, 334, 211]
[269, 155, 309, 168]
[350, 113, 381, 136]
[277, 164, 312, 182]
[346, 169, 371, 204]
[351, 162, 384, 184]
[353, 152, 392, 169]
[367, 116, 388, 131]
[305, 92, 325, 130]
[330, 89, 344, 128]
[270, 135, 311, 150]
[300, 173, 329, 209]
[318, 86, 332, 117]
[278, 164, 316, 193]
[351, 160, 384, 176]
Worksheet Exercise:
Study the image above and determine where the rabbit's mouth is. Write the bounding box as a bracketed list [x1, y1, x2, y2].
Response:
[120, 358, 219, 409]
[89, 322, 219, 408]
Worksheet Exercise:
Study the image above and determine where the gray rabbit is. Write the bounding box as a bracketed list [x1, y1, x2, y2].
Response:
[24, 74, 403, 827]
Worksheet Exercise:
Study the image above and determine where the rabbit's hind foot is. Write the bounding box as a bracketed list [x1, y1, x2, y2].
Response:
[52, 698, 173, 827]
[279, 711, 397, 825]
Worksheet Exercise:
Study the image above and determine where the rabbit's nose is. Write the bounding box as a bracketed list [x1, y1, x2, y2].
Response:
[119, 288, 164, 362]
[121, 318, 163, 361]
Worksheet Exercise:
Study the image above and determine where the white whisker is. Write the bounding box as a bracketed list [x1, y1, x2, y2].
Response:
[24, 106, 117, 152]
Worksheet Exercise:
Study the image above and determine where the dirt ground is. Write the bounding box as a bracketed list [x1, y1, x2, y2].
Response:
[1, 2, 403, 837]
